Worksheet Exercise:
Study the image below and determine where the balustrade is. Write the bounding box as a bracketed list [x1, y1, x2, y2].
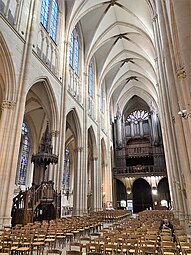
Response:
[114, 165, 166, 176]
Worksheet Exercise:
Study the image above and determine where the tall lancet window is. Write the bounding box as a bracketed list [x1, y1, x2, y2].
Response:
[16, 123, 30, 186]
[88, 61, 95, 117]
[40, 0, 50, 29]
[62, 148, 70, 197]
[69, 28, 80, 75]
[69, 31, 74, 67]
[49, 0, 58, 41]
[88, 62, 93, 98]
[40, 0, 58, 42]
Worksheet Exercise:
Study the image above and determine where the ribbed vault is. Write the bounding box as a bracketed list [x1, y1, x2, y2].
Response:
[66, 0, 157, 114]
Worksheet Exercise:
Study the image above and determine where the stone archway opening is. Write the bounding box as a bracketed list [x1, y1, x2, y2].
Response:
[132, 178, 153, 213]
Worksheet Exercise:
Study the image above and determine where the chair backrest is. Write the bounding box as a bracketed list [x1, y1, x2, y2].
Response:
[69, 242, 83, 252]
[66, 251, 82, 255]
[46, 249, 62, 255]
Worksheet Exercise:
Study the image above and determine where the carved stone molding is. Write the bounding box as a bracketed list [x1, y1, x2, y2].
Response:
[176, 67, 187, 79]
[1, 100, 16, 110]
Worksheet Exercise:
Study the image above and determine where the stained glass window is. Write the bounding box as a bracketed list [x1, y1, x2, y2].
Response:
[17, 123, 30, 186]
[62, 149, 70, 195]
[40, 0, 50, 29]
[88, 63, 93, 97]
[50, 0, 58, 41]
[69, 29, 80, 75]
[69, 31, 74, 67]
[74, 36, 79, 74]
[40, 0, 58, 42]
[127, 110, 148, 123]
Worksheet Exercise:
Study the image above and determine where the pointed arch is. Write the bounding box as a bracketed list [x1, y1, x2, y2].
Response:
[132, 178, 152, 213]
[28, 77, 59, 131]
[0, 31, 16, 101]
[66, 108, 82, 148]
[88, 126, 97, 158]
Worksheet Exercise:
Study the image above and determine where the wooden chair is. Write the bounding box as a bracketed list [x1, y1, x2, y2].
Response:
[46, 249, 62, 255]
[86, 243, 101, 254]
[102, 243, 119, 254]
[139, 240, 157, 255]
[66, 251, 82, 255]
[161, 247, 178, 255]
[69, 242, 83, 253]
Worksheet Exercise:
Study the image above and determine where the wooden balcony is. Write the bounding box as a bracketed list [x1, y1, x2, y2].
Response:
[113, 165, 167, 177]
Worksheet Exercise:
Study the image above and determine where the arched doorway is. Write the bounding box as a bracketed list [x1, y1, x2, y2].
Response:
[132, 178, 152, 213]
[116, 179, 127, 209]
[63, 109, 82, 216]
[157, 177, 171, 209]
[87, 126, 98, 212]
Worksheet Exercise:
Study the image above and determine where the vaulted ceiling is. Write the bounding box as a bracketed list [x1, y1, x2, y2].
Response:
[65, 0, 158, 116]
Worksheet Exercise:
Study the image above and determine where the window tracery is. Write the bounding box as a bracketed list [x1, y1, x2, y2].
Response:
[62, 148, 70, 198]
[127, 110, 148, 123]
[40, 0, 58, 42]
[16, 122, 30, 186]
[69, 28, 80, 75]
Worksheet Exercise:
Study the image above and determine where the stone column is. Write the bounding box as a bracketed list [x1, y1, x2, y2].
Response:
[160, 0, 191, 227]
[97, 157, 102, 211]
[171, 0, 191, 90]
[153, 2, 186, 222]
[92, 157, 98, 211]
[14, 0, 21, 28]
[4, 0, 11, 18]
[116, 109, 123, 148]
[49, 130, 59, 183]
[73, 147, 83, 215]
[0, 100, 16, 227]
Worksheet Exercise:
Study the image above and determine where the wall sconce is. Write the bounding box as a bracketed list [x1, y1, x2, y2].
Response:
[178, 109, 191, 119]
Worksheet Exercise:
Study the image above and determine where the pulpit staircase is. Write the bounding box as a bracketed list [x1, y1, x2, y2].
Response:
[11, 122, 60, 226]
[11, 181, 61, 226]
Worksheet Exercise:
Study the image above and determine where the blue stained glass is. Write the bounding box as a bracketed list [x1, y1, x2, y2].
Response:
[74, 36, 79, 74]
[40, 0, 50, 29]
[17, 123, 30, 186]
[88, 63, 93, 97]
[69, 31, 74, 67]
[50, 0, 58, 41]
[63, 149, 70, 193]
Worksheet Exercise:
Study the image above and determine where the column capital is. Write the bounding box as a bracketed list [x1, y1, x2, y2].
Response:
[51, 130, 60, 137]
[74, 147, 83, 152]
[1, 100, 16, 110]
[176, 66, 187, 79]
[152, 14, 158, 23]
